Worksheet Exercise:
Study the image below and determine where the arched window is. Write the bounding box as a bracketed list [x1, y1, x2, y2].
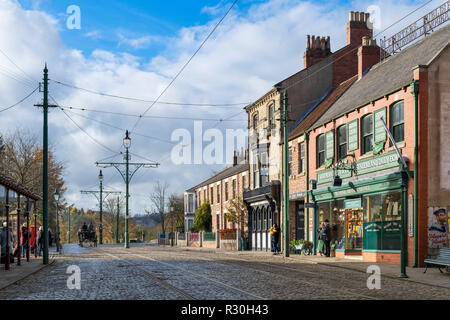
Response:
[361, 114, 373, 154]
[391, 101, 404, 143]
[337, 125, 347, 161]
[253, 113, 259, 130]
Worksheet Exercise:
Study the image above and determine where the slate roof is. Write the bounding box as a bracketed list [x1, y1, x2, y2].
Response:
[187, 163, 249, 191]
[288, 75, 358, 140]
[311, 23, 450, 129]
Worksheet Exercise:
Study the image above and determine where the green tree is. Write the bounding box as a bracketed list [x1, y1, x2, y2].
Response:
[225, 196, 248, 235]
[192, 201, 212, 232]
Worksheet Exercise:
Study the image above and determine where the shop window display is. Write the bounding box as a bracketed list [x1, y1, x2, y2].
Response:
[363, 192, 401, 250]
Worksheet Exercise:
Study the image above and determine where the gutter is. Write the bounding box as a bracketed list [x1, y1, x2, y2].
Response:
[411, 79, 419, 268]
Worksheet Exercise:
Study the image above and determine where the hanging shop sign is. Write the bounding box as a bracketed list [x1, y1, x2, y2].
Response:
[344, 198, 362, 210]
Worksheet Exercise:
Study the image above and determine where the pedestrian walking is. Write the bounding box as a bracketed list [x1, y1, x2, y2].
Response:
[317, 223, 325, 256]
[322, 219, 331, 257]
[20, 223, 29, 258]
[48, 228, 53, 247]
[37, 226, 44, 256]
[270, 223, 280, 255]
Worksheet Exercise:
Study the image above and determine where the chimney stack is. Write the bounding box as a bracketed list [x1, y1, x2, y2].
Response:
[303, 34, 332, 69]
[358, 36, 380, 79]
[347, 11, 373, 46]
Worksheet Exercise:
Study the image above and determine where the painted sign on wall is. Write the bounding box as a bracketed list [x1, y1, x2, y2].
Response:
[428, 207, 449, 248]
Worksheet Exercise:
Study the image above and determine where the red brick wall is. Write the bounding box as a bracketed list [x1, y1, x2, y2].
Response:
[308, 85, 418, 265]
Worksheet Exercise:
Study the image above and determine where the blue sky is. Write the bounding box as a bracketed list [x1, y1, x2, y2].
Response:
[18, 0, 269, 58]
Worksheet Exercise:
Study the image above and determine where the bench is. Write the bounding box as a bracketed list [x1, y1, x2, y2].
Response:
[424, 248, 450, 273]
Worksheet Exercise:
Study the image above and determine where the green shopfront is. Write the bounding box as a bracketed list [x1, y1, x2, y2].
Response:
[310, 152, 407, 263]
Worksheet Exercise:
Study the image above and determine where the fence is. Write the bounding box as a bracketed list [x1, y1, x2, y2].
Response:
[158, 230, 245, 251]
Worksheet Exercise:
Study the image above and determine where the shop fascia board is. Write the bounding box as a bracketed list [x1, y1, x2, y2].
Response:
[310, 172, 403, 202]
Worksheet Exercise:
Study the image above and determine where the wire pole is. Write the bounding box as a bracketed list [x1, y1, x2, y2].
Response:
[116, 196, 120, 244]
[34, 64, 57, 265]
[283, 90, 290, 258]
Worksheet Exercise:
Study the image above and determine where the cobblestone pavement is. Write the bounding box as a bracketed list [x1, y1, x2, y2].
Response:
[0, 244, 449, 300]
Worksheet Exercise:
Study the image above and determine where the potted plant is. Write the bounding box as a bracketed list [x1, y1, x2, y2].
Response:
[330, 243, 336, 257]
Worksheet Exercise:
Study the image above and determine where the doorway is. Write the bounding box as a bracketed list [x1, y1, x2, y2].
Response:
[295, 202, 305, 240]
[345, 208, 363, 251]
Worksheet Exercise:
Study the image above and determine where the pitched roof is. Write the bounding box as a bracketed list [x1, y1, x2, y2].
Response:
[0, 173, 41, 201]
[288, 75, 358, 140]
[311, 24, 450, 129]
[187, 163, 249, 191]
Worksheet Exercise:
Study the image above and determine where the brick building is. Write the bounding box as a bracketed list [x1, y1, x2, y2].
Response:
[305, 24, 450, 265]
[185, 151, 249, 233]
[244, 10, 377, 252]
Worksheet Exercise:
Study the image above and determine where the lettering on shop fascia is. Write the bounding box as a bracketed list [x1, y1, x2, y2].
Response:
[317, 152, 399, 185]
[289, 192, 306, 200]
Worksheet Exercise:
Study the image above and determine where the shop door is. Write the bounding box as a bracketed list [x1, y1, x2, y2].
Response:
[296, 202, 305, 240]
[345, 209, 363, 251]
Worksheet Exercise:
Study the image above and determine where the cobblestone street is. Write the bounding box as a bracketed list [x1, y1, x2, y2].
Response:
[0, 244, 448, 300]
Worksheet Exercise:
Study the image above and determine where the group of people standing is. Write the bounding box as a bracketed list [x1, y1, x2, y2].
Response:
[317, 219, 331, 257]
[0, 222, 32, 262]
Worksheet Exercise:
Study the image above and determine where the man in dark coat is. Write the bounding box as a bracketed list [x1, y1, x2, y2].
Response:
[321, 220, 331, 257]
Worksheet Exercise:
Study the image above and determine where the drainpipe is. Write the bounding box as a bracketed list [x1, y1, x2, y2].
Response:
[304, 132, 309, 241]
[411, 80, 419, 268]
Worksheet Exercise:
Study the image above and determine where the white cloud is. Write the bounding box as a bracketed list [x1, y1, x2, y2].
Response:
[0, 0, 429, 214]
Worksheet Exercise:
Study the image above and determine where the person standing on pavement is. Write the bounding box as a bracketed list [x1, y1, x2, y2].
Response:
[322, 219, 331, 257]
[37, 226, 43, 256]
[0, 222, 14, 260]
[48, 228, 53, 247]
[317, 223, 325, 256]
[270, 223, 280, 255]
[20, 223, 29, 258]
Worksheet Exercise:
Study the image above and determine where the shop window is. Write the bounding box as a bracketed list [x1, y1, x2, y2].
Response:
[318, 202, 331, 228]
[363, 192, 401, 251]
[337, 125, 347, 161]
[390, 101, 404, 143]
[316, 134, 325, 168]
[361, 114, 373, 154]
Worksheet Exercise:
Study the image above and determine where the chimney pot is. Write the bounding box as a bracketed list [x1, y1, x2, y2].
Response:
[365, 13, 370, 23]
[349, 11, 354, 21]
[326, 36, 331, 50]
[307, 35, 310, 49]
[316, 37, 321, 50]
[311, 35, 316, 49]
[360, 12, 365, 22]
[354, 11, 359, 21]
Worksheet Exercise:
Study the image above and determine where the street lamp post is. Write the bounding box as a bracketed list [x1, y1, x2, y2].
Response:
[53, 189, 60, 253]
[123, 130, 131, 249]
[68, 208, 71, 244]
[99, 170, 103, 245]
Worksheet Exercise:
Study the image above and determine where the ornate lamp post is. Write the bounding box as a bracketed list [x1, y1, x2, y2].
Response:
[99, 170, 104, 245]
[53, 189, 60, 253]
[123, 130, 131, 249]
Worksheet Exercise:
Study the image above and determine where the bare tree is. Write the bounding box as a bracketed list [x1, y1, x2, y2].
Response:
[145, 181, 169, 233]
[167, 193, 184, 233]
